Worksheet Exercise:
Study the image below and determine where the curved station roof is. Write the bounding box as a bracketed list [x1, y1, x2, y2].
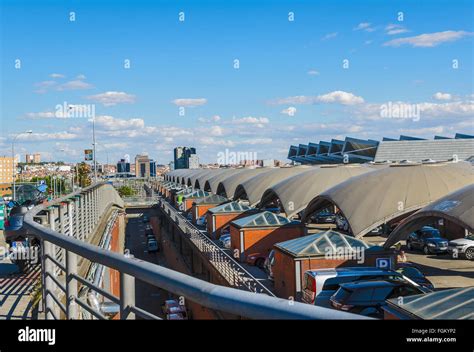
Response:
[260, 165, 375, 218]
[384, 184, 474, 248]
[163, 160, 473, 241]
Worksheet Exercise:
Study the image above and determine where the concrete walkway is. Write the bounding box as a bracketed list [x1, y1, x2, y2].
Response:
[0, 230, 40, 320]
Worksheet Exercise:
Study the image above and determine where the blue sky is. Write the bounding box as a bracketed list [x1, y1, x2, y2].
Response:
[1, 0, 473, 164]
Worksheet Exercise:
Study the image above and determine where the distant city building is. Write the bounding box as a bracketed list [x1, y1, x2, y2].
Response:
[135, 154, 156, 178]
[169, 161, 175, 171]
[0, 156, 15, 197]
[150, 160, 157, 177]
[117, 159, 131, 174]
[25, 153, 41, 164]
[261, 159, 276, 167]
[188, 154, 199, 169]
[174, 147, 197, 169]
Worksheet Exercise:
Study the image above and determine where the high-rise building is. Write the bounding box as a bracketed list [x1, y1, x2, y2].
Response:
[173, 147, 197, 169]
[134, 154, 156, 178]
[117, 159, 131, 174]
[188, 154, 199, 169]
[150, 160, 157, 177]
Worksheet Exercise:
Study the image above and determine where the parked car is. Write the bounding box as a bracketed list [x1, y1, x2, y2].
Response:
[330, 280, 425, 317]
[312, 210, 336, 224]
[162, 299, 187, 320]
[302, 267, 422, 307]
[406, 226, 448, 254]
[335, 213, 350, 232]
[4, 205, 29, 244]
[447, 234, 474, 260]
[147, 238, 159, 252]
[219, 233, 231, 249]
[264, 249, 275, 280]
[245, 253, 267, 268]
[396, 264, 434, 290]
[196, 216, 207, 226]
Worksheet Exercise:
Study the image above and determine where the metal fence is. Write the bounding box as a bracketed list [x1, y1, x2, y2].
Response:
[159, 199, 275, 295]
[23, 182, 368, 320]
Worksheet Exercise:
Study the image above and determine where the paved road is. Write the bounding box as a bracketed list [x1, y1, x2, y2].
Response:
[124, 210, 168, 319]
[365, 235, 474, 289]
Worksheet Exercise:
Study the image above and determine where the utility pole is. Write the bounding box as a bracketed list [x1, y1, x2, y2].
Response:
[92, 117, 97, 183]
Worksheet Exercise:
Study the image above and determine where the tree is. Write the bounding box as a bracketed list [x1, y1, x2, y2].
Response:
[118, 185, 135, 197]
[76, 162, 92, 188]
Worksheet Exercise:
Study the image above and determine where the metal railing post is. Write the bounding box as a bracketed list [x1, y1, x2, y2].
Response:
[120, 270, 136, 320]
[66, 250, 78, 319]
[43, 239, 55, 319]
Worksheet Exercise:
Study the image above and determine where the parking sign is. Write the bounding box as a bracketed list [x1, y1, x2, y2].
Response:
[376, 258, 391, 269]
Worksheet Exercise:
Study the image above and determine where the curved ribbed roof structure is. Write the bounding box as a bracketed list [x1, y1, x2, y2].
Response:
[384, 184, 474, 248]
[234, 166, 312, 206]
[260, 165, 375, 218]
[302, 161, 474, 238]
[188, 169, 220, 188]
[216, 168, 270, 198]
[194, 168, 232, 190]
[204, 168, 248, 193]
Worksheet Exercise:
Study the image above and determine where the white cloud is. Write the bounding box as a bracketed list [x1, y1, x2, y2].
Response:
[322, 32, 338, 40]
[209, 125, 224, 136]
[57, 79, 94, 91]
[385, 24, 409, 35]
[34, 80, 57, 94]
[50, 73, 65, 79]
[87, 91, 136, 106]
[271, 90, 364, 106]
[384, 30, 472, 47]
[76, 74, 86, 80]
[232, 116, 270, 127]
[317, 91, 365, 105]
[172, 98, 207, 107]
[93, 115, 145, 130]
[307, 70, 319, 76]
[354, 22, 375, 32]
[17, 132, 79, 142]
[243, 138, 273, 145]
[433, 92, 452, 101]
[280, 107, 297, 116]
[198, 115, 221, 123]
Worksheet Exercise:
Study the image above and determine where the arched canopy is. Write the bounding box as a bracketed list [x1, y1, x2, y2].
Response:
[204, 169, 248, 193]
[302, 161, 474, 238]
[384, 184, 474, 248]
[181, 169, 205, 186]
[216, 168, 270, 198]
[260, 165, 375, 218]
[195, 168, 232, 190]
[189, 169, 220, 189]
[234, 166, 312, 206]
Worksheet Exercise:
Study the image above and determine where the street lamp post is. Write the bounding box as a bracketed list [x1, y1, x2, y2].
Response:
[92, 117, 97, 183]
[11, 130, 33, 201]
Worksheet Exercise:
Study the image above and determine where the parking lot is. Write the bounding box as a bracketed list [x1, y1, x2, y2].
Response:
[365, 235, 474, 289]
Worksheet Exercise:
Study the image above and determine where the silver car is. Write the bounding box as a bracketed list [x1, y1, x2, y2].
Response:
[448, 234, 474, 260]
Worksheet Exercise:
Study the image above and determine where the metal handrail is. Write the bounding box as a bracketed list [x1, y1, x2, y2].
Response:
[160, 199, 275, 295]
[24, 183, 369, 320]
